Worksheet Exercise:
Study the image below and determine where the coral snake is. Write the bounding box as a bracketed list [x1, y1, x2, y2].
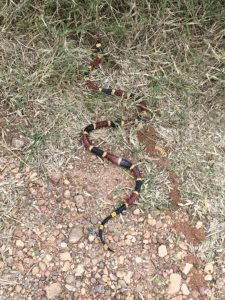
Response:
[82, 42, 147, 252]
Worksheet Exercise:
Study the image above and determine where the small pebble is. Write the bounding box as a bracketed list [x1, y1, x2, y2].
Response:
[45, 283, 62, 299]
[95, 285, 104, 294]
[167, 273, 181, 294]
[60, 252, 71, 261]
[148, 219, 156, 226]
[133, 209, 140, 215]
[48, 172, 62, 185]
[136, 257, 142, 263]
[191, 290, 200, 298]
[16, 240, 24, 248]
[158, 245, 167, 258]
[69, 226, 83, 243]
[64, 190, 70, 198]
[86, 185, 96, 193]
[181, 283, 190, 295]
[204, 263, 214, 274]
[12, 138, 24, 148]
[196, 221, 202, 229]
[75, 195, 84, 207]
[205, 274, 213, 281]
[91, 216, 98, 225]
[65, 275, 75, 285]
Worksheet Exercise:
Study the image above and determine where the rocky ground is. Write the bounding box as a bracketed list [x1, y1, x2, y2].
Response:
[1, 123, 225, 300]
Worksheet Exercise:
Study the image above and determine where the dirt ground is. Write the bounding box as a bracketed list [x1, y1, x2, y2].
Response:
[0, 2, 225, 297]
[1, 117, 224, 300]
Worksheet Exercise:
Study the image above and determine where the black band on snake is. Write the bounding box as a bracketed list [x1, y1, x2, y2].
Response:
[82, 42, 147, 252]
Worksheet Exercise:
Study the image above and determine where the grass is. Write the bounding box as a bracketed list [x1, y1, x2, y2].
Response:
[0, 0, 225, 270]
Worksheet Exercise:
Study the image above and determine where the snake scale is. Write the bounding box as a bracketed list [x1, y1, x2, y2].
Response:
[82, 42, 147, 252]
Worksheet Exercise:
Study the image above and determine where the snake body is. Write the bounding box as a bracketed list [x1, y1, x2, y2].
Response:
[82, 42, 147, 252]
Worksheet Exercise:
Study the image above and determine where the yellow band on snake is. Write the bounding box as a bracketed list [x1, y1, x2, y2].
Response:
[111, 211, 117, 218]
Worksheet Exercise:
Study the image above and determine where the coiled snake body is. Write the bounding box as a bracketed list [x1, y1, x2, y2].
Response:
[82, 42, 147, 252]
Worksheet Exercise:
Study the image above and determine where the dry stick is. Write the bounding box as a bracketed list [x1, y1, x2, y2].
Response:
[0, 279, 18, 285]
[0, 141, 29, 167]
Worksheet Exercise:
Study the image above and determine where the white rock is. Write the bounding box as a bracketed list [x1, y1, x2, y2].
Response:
[158, 245, 167, 257]
[16, 240, 24, 248]
[116, 270, 126, 278]
[176, 251, 186, 260]
[44, 254, 52, 263]
[60, 252, 71, 261]
[62, 261, 70, 272]
[133, 209, 140, 215]
[182, 263, 193, 275]
[110, 273, 117, 281]
[65, 284, 75, 291]
[118, 256, 124, 264]
[178, 241, 187, 250]
[181, 283, 190, 295]
[124, 271, 133, 284]
[32, 266, 39, 276]
[168, 273, 181, 294]
[196, 221, 202, 229]
[148, 219, 156, 226]
[64, 190, 71, 198]
[75, 264, 85, 276]
[136, 257, 142, 263]
[45, 283, 62, 299]
[205, 274, 213, 281]
[204, 263, 214, 274]
[39, 262, 47, 272]
[88, 235, 95, 242]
